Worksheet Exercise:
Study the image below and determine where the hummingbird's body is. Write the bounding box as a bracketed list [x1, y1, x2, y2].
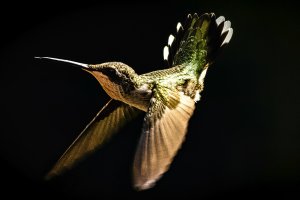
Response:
[37, 13, 233, 190]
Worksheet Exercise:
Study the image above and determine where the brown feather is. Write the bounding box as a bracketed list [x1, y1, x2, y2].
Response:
[46, 99, 141, 179]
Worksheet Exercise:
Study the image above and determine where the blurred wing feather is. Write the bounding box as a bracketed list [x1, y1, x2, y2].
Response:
[46, 99, 141, 179]
[133, 87, 195, 190]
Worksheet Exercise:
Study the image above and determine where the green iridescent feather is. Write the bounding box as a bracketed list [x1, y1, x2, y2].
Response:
[173, 14, 211, 73]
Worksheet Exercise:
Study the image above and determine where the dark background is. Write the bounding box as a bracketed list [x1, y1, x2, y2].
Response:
[0, 0, 299, 198]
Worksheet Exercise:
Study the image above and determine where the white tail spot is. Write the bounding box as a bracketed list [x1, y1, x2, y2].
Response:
[199, 67, 208, 85]
[222, 21, 231, 34]
[168, 34, 175, 46]
[216, 16, 225, 25]
[176, 22, 183, 32]
[163, 46, 169, 61]
[221, 28, 233, 46]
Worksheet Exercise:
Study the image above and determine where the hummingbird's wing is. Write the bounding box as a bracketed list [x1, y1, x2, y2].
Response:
[163, 13, 233, 67]
[133, 86, 195, 190]
[46, 99, 141, 179]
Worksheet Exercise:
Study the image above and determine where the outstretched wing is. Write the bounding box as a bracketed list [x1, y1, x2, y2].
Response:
[163, 13, 233, 68]
[133, 86, 195, 190]
[46, 99, 141, 179]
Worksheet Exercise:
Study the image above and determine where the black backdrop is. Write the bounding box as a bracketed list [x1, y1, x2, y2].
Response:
[0, 1, 299, 198]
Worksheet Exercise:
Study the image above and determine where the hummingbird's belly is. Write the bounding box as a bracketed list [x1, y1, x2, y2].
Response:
[121, 83, 152, 112]
[122, 91, 151, 112]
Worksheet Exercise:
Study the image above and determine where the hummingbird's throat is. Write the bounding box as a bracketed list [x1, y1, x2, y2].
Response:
[91, 72, 124, 100]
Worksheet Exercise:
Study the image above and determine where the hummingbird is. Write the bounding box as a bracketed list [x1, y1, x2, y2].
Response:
[36, 13, 233, 190]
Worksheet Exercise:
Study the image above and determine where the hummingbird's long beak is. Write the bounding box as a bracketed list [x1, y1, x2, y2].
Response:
[35, 57, 91, 70]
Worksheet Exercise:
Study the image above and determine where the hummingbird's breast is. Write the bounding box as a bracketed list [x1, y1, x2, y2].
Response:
[123, 83, 152, 112]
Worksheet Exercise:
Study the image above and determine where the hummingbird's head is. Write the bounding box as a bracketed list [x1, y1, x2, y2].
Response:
[88, 62, 137, 83]
[86, 62, 138, 100]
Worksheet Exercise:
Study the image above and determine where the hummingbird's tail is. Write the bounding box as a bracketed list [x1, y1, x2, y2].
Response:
[163, 13, 233, 67]
[35, 56, 89, 69]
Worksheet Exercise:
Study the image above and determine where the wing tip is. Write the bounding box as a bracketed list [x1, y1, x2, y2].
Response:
[133, 170, 165, 191]
[44, 163, 67, 181]
[44, 171, 56, 181]
[134, 179, 157, 191]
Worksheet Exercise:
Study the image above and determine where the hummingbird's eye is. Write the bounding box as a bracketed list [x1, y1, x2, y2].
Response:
[101, 68, 117, 77]
[108, 68, 116, 74]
